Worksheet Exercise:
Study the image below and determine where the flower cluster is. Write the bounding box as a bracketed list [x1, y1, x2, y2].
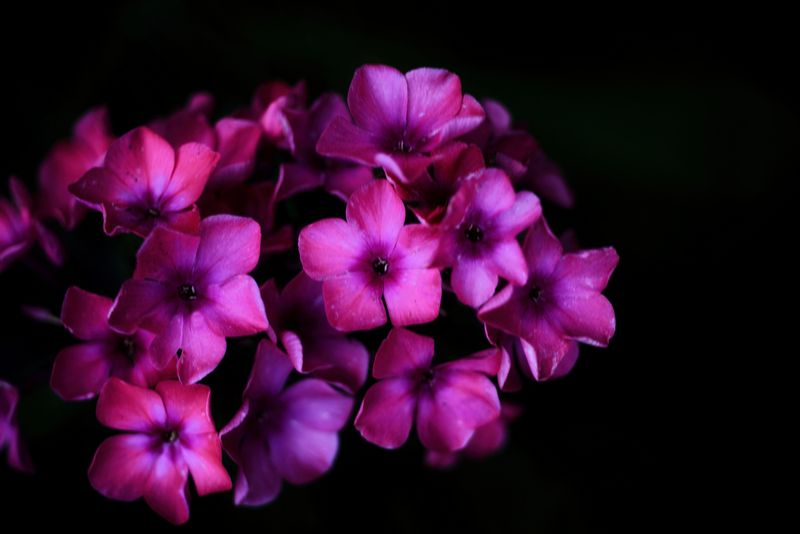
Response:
[1, 64, 618, 524]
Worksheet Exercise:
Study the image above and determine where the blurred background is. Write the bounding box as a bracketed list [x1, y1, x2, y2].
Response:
[0, 3, 791, 531]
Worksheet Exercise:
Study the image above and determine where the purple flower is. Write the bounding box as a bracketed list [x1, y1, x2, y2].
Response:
[317, 65, 485, 183]
[355, 328, 501, 452]
[478, 217, 618, 373]
[108, 215, 268, 383]
[0, 380, 33, 473]
[487, 327, 579, 390]
[0, 177, 62, 273]
[298, 180, 441, 331]
[278, 93, 374, 201]
[69, 127, 219, 237]
[38, 107, 114, 229]
[425, 402, 522, 469]
[245, 80, 307, 148]
[88, 378, 231, 524]
[438, 168, 542, 307]
[261, 272, 369, 393]
[151, 94, 262, 190]
[51, 287, 176, 401]
[221, 340, 353, 506]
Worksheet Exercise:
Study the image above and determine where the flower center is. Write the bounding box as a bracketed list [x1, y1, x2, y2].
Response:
[146, 207, 160, 218]
[395, 139, 413, 153]
[372, 258, 389, 276]
[162, 430, 179, 443]
[372, 167, 386, 179]
[118, 337, 137, 360]
[464, 224, 484, 243]
[178, 284, 198, 301]
[529, 285, 542, 303]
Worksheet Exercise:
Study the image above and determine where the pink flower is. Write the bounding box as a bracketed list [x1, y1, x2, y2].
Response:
[261, 272, 369, 393]
[69, 127, 219, 237]
[425, 402, 522, 468]
[278, 93, 374, 201]
[298, 180, 441, 331]
[38, 107, 114, 229]
[51, 287, 175, 401]
[478, 217, 618, 373]
[395, 141, 485, 224]
[317, 65, 485, 182]
[437, 168, 542, 307]
[487, 327, 579, 390]
[108, 215, 268, 383]
[221, 340, 353, 506]
[151, 94, 262, 190]
[88, 378, 231, 524]
[246, 80, 306, 148]
[355, 328, 501, 452]
[0, 380, 33, 473]
[0, 177, 62, 273]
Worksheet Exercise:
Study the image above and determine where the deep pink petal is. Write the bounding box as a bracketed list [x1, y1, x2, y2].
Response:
[348, 64, 408, 134]
[156, 381, 215, 435]
[203, 275, 268, 337]
[103, 127, 176, 197]
[194, 215, 261, 285]
[523, 218, 563, 280]
[181, 432, 231, 496]
[416, 371, 500, 452]
[108, 279, 175, 335]
[551, 341, 580, 380]
[315, 117, 383, 165]
[50, 343, 113, 401]
[298, 218, 366, 280]
[552, 289, 616, 347]
[322, 272, 386, 332]
[161, 142, 219, 210]
[553, 248, 619, 291]
[524, 313, 573, 375]
[436, 348, 501, 376]
[391, 224, 441, 270]
[434, 94, 485, 143]
[451, 259, 499, 308]
[174, 312, 228, 384]
[345, 180, 405, 249]
[88, 434, 157, 501]
[60, 286, 112, 341]
[383, 268, 442, 326]
[96, 378, 166, 432]
[132, 224, 198, 282]
[372, 327, 434, 379]
[405, 68, 462, 141]
[354, 378, 417, 449]
[209, 118, 261, 189]
[143, 449, 190, 525]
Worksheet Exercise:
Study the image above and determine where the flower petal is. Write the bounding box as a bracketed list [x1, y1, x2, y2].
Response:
[203, 275, 268, 337]
[88, 434, 157, 501]
[405, 68, 463, 141]
[372, 327, 434, 379]
[347, 64, 407, 134]
[451, 259, 499, 308]
[383, 267, 442, 326]
[161, 142, 219, 210]
[315, 117, 383, 166]
[60, 286, 112, 341]
[143, 449, 190, 525]
[345, 180, 405, 249]
[298, 218, 366, 280]
[156, 381, 216, 435]
[194, 215, 261, 285]
[50, 343, 114, 401]
[354, 378, 417, 449]
[322, 272, 386, 332]
[104, 127, 175, 198]
[96, 378, 166, 432]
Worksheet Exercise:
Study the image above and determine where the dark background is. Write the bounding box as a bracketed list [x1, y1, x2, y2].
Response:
[0, 4, 792, 532]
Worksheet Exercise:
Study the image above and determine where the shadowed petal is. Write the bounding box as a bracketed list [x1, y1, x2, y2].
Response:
[372, 327, 434, 379]
[60, 287, 112, 340]
[354, 378, 417, 449]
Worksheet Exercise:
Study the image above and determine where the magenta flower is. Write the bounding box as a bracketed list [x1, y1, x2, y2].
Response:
[0, 177, 62, 273]
[395, 141, 485, 224]
[355, 328, 501, 452]
[487, 327, 579, 390]
[88, 378, 231, 524]
[51, 287, 175, 401]
[108, 215, 268, 383]
[261, 272, 369, 393]
[437, 168, 542, 307]
[478, 217, 618, 372]
[221, 340, 353, 506]
[69, 126, 219, 237]
[425, 402, 522, 469]
[246, 80, 306, 148]
[317, 65, 485, 182]
[0, 380, 33, 473]
[278, 93, 374, 201]
[38, 106, 114, 229]
[151, 94, 262, 190]
[298, 180, 441, 331]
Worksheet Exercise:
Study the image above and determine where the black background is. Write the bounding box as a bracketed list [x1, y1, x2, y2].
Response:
[0, 4, 792, 532]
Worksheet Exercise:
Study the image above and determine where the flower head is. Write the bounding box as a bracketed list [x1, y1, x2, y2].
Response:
[355, 328, 501, 452]
[221, 340, 353, 506]
[69, 127, 219, 237]
[317, 65, 484, 182]
[298, 180, 441, 331]
[108, 215, 268, 383]
[0, 177, 62, 272]
[88, 378, 231, 524]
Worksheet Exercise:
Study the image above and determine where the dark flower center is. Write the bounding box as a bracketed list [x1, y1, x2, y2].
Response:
[162, 430, 179, 443]
[395, 139, 413, 153]
[178, 284, 198, 301]
[146, 207, 160, 218]
[529, 285, 542, 303]
[422, 368, 436, 385]
[372, 167, 386, 179]
[464, 224, 484, 243]
[372, 258, 389, 276]
[118, 337, 137, 360]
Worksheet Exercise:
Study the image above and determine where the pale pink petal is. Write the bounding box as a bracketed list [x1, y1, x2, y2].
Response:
[553, 248, 619, 291]
[434, 94, 485, 143]
[494, 191, 541, 236]
[552, 288, 616, 347]
[132, 224, 198, 281]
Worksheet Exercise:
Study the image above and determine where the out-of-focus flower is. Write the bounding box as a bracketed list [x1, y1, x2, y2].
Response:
[245, 80, 306, 148]
[88, 379, 230, 524]
[0, 380, 33, 473]
[355, 328, 500, 452]
[221, 340, 352, 506]
[0, 177, 62, 272]
[108, 215, 268, 383]
[298, 180, 441, 331]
